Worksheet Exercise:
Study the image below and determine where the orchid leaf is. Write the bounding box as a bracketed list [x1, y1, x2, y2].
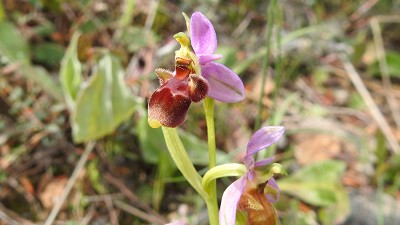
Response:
[118, 0, 136, 28]
[60, 32, 82, 110]
[72, 53, 137, 143]
[0, 1, 4, 22]
[87, 157, 106, 194]
[0, 21, 62, 101]
[318, 185, 350, 224]
[369, 51, 400, 78]
[33, 42, 64, 67]
[137, 106, 169, 164]
[153, 151, 174, 210]
[278, 160, 346, 206]
[0, 21, 30, 63]
[33, 66, 63, 101]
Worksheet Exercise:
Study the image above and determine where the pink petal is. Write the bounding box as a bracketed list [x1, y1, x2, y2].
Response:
[190, 12, 217, 55]
[254, 157, 274, 168]
[265, 178, 280, 203]
[244, 127, 285, 168]
[246, 157, 274, 180]
[198, 54, 222, 65]
[201, 62, 245, 102]
[219, 176, 247, 225]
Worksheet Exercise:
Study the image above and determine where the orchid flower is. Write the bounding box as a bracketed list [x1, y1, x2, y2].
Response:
[219, 126, 285, 225]
[148, 12, 245, 128]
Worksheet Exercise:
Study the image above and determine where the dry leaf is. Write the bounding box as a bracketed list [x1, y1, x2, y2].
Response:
[294, 133, 342, 165]
[38, 176, 68, 209]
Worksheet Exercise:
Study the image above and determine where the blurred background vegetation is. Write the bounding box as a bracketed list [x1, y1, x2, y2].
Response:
[1, 0, 400, 224]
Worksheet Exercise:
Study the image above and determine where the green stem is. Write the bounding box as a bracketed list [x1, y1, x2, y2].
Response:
[203, 97, 219, 225]
[204, 195, 219, 225]
[204, 97, 217, 168]
[255, 0, 277, 130]
[161, 127, 207, 198]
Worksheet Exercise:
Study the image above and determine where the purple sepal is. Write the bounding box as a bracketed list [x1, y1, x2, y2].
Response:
[201, 62, 245, 103]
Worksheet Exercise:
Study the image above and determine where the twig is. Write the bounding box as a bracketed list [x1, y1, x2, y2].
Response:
[326, 64, 400, 98]
[43, 141, 96, 225]
[79, 205, 96, 225]
[104, 173, 167, 223]
[372, 15, 400, 23]
[370, 16, 400, 129]
[232, 12, 255, 38]
[350, 0, 379, 21]
[144, 0, 160, 36]
[0, 210, 20, 225]
[295, 78, 324, 104]
[113, 200, 165, 225]
[105, 196, 119, 225]
[339, 54, 400, 154]
[83, 193, 124, 203]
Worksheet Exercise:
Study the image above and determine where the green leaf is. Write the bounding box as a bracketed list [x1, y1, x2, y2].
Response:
[66, 221, 83, 225]
[0, 171, 7, 183]
[40, 0, 62, 12]
[87, 158, 106, 194]
[60, 32, 82, 110]
[118, 0, 136, 28]
[137, 107, 168, 164]
[369, 51, 400, 78]
[152, 151, 174, 210]
[0, 21, 62, 101]
[72, 53, 137, 143]
[385, 51, 400, 77]
[0, 1, 4, 22]
[33, 66, 64, 100]
[0, 21, 30, 63]
[32, 42, 65, 67]
[278, 160, 346, 206]
[318, 185, 350, 225]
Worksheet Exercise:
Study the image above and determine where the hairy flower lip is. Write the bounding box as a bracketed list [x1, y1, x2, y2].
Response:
[148, 86, 191, 128]
[148, 63, 209, 128]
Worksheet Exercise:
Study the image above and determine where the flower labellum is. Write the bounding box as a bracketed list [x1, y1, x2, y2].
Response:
[238, 182, 278, 225]
[148, 56, 209, 128]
